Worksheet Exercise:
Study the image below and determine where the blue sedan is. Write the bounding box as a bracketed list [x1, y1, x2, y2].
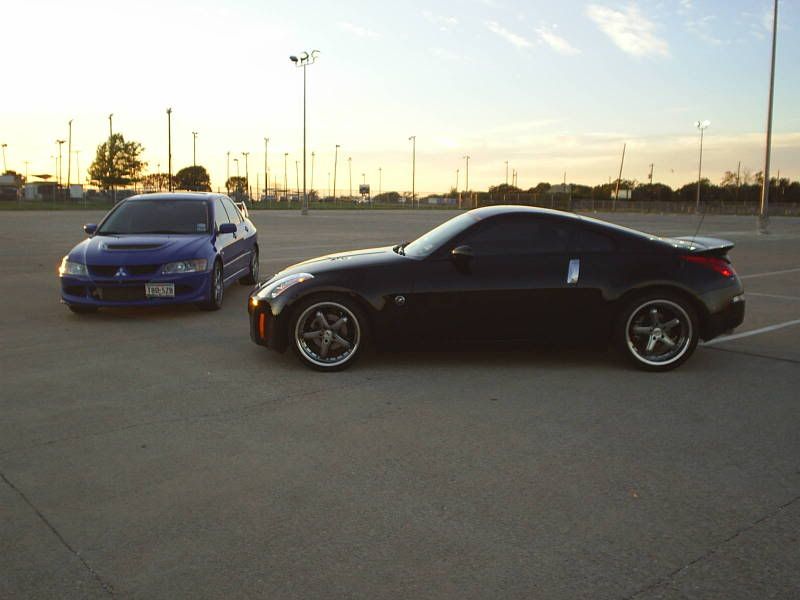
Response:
[59, 192, 259, 313]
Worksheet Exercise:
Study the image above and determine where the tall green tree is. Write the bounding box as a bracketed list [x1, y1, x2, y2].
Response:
[88, 134, 146, 189]
[175, 166, 211, 191]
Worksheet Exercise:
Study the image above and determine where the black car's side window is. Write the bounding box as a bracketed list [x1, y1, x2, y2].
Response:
[460, 216, 573, 255]
[578, 227, 617, 252]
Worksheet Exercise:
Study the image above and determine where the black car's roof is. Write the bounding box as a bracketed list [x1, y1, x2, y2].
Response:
[470, 205, 659, 242]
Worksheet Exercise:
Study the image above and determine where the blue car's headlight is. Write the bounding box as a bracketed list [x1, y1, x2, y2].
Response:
[162, 259, 208, 274]
[59, 257, 87, 277]
[256, 273, 314, 300]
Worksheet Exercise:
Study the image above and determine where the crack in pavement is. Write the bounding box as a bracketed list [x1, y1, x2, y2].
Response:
[0, 470, 116, 598]
[0, 373, 398, 458]
[703, 344, 800, 365]
[623, 492, 800, 599]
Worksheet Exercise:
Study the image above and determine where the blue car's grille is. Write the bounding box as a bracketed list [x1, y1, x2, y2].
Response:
[89, 264, 160, 277]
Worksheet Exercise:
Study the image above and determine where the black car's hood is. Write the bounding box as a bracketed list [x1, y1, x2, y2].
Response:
[274, 245, 407, 278]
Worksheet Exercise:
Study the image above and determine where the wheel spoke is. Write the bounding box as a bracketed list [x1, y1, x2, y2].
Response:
[649, 308, 660, 325]
[314, 312, 329, 328]
[645, 335, 658, 352]
[319, 338, 331, 357]
[631, 326, 652, 335]
[662, 318, 681, 330]
[332, 335, 351, 349]
[302, 331, 323, 341]
[330, 316, 348, 331]
[660, 335, 676, 348]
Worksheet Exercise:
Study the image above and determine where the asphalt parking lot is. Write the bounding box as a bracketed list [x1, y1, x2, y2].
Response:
[2, 209, 799, 599]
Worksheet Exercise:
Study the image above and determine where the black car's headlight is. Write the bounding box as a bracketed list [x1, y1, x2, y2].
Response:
[59, 257, 87, 277]
[161, 259, 208, 274]
[253, 273, 314, 304]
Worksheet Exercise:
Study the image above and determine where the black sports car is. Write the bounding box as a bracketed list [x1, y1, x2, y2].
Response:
[248, 206, 744, 371]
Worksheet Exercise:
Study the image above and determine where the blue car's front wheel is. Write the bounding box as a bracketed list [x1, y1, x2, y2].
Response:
[197, 260, 224, 311]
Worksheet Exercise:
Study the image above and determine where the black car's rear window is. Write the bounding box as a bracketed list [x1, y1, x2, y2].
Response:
[97, 199, 210, 235]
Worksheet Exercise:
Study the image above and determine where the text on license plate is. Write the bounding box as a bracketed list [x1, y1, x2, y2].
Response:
[145, 283, 175, 298]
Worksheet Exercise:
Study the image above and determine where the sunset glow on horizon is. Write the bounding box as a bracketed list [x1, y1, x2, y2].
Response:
[2, 0, 798, 194]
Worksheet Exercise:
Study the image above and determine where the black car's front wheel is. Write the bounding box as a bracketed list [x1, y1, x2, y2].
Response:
[289, 296, 366, 371]
[616, 292, 699, 372]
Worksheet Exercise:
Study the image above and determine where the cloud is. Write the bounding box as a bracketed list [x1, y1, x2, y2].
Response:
[535, 26, 580, 55]
[423, 11, 459, 31]
[338, 21, 379, 39]
[431, 47, 461, 62]
[486, 21, 533, 49]
[586, 4, 669, 57]
[685, 14, 723, 45]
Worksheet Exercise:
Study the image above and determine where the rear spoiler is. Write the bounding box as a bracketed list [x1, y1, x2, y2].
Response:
[672, 236, 735, 258]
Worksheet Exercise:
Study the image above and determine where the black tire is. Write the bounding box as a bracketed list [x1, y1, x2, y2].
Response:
[614, 291, 699, 372]
[197, 260, 224, 311]
[67, 304, 98, 314]
[288, 294, 368, 371]
[239, 246, 259, 285]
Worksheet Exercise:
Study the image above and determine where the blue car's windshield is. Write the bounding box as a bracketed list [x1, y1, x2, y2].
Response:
[97, 199, 210, 235]
[403, 212, 480, 258]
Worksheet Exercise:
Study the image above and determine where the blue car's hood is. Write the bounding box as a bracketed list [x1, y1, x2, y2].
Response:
[69, 234, 210, 266]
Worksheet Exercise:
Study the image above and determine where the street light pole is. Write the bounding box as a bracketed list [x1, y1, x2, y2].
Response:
[192, 131, 198, 167]
[108, 113, 115, 201]
[348, 156, 352, 201]
[166, 108, 173, 192]
[56, 140, 65, 192]
[66, 120, 73, 198]
[226, 151, 230, 193]
[333, 144, 340, 201]
[378, 167, 382, 197]
[264, 138, 269, 199]
[695, 120, 710, 213]
[311, 151, 315, 198]
[408, 135, 416, 208]
[295, 160, 299, 198]
[759, 0, 779, 234]
[0, 143, 6, 172]
[283, 152, 288, 201]
[242, 152, 250, 201]
[290, 50, 320, 216]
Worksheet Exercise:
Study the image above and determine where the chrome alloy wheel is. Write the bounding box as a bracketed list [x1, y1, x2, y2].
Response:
[294, 301, 361, 367]
[626, 299, 692, 367]
[213, 263, 224, 305]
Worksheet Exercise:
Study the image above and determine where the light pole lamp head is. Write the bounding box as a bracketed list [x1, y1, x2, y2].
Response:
[695, 120, 710, 130]
[166, 108, 171, 115]
[289, 55, 298, 63]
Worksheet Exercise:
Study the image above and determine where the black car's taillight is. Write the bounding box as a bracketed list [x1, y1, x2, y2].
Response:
[681, 254, 736, 278]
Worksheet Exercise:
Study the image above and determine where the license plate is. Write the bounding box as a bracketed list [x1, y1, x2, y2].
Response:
[145, 283, 175, 298]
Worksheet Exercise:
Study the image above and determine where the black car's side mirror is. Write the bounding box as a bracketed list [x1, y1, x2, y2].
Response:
[451, 245, 473, 273]
[84, 223, 97, 235]
[218, 223, 237, 234]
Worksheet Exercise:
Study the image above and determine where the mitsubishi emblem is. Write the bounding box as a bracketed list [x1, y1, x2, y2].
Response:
[114, 267, 127, 277]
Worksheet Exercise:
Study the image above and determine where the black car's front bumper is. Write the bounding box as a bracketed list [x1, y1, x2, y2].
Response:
[248, 299, 290, 352]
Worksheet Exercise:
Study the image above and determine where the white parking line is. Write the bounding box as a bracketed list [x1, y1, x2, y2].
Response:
[740, 267, 800, 280]
[747, 292, 800, 301]
[703, 318, 800, 345]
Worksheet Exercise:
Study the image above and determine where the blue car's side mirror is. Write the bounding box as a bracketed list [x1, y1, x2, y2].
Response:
[218, 223, 237, 235]
[84, 223, 97, 235]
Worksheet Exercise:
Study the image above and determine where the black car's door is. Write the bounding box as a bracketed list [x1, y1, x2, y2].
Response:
[409, 214, 583, 343]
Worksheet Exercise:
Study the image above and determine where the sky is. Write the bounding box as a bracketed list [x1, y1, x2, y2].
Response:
[2, 0, 798, 195]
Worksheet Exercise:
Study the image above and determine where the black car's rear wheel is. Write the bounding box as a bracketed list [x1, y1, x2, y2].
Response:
[617, 293, 698, 372]
[290, 297, 365, 371]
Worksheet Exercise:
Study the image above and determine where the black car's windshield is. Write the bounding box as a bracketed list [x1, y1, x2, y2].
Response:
[97, 199, 210, 235]
[403, 212, 480, 258]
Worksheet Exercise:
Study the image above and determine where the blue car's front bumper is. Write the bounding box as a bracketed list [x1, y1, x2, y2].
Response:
[60, 270, 211, 308]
